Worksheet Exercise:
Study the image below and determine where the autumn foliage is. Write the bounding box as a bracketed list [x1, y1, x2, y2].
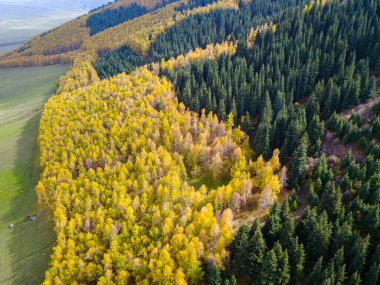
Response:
[37, 66, 281, 284]
[0, 0, 238, 67]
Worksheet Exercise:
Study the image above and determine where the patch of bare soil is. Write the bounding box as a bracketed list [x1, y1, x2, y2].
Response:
[322, 130, 365, 161]
[340, 96, 380, 123]
[290, 187, 308, 222]
[232, 189, 289, 232]
[232, 208, 268, 231]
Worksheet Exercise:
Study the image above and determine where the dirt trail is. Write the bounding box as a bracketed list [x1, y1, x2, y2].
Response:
[340, 96, 380, 122]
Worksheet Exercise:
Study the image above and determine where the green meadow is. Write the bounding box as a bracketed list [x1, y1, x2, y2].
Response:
[0, 65, 67, 284]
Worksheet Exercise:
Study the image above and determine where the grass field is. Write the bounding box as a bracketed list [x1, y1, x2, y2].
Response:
[188, 175, 230, 190]
[0, 65, 67, 284]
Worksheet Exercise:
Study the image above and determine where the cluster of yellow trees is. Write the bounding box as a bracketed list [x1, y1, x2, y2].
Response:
[111, 0, 170, 10]
[0, 0, 177, 67]
[184, 0, 238, 17]
[0, 16, 90, 67]
[55, 39, 236, 105]
[82, 1, 183, 56]
[82, 0, 238, 56]
[302, 0, 331, 14]
[246, 22, 277, 48]
[0, 0, 239, 67]
[37, 66, 281, 284]
[56, 51, 100, 94]
[151, 42, 237, 74]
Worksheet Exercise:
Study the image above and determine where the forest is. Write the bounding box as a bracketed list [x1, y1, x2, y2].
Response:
[37, 68, 282, 284]
[93, 0, 310, 77]
[0, 0, 379, 284]
[86, 0, 178, 35]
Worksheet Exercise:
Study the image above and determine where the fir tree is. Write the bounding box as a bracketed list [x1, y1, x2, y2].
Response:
[262, 203, 282, 247]
[348, 272, 361, 285]
[297, 208, 332, 261]
[217, 99, 227, 121]
[307, 114, 324, 155]
[319, 181, 344, 221]
[308, 257, 325, 285]
[363, 263, 379, 285]
[254, 92, 273, 159]
[346, 233, 369, 274]
[242, 111, 251, 134]
[259, 243, 290, 285]
[288, 134, 309, 189]
[205, 266, 222, 285]
[247, 219, 267, 278]
[230, 225, 249, 277]
[324, 247, 346, 284]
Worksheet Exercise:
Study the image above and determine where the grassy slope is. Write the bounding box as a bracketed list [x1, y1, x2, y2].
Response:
[0, 65, 67, 284]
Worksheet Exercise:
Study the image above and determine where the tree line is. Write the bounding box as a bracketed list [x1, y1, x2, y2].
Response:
[165, 0, 378, 169]
[93, 0, 309, 78]
[86, 0, 178, 36]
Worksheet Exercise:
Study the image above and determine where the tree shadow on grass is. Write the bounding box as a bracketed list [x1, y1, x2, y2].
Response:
[3, 112, 55, 285]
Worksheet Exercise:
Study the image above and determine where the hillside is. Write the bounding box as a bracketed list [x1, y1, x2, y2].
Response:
[0, 0, 111, 55]
[0, 0, 235, 67]
[0, 0, 379, 284]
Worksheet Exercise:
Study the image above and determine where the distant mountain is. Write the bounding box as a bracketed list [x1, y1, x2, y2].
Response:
[0, 0, 109, 12]
[0, 0, 110, 54]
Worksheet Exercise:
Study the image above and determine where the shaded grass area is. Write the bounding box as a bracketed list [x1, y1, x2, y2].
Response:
[188, 175, 230, 190]
[0, 65, 67, 284]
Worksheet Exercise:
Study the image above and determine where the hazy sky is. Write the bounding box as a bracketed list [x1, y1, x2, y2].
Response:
[0, 0, 109, 43]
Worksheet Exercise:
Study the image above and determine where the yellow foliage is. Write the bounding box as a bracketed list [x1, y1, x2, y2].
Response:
[153, 41, 237, 74]
[0, 0, 175, 67]
[37, 66, 281, 283]
[83, 0, 238, 56]
[247, 22, 277, 48]
[0, 0, 238, 67]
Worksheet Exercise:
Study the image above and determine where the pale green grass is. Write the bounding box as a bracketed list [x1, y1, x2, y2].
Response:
[0, 65, 67, 284]
[188, 175, 230, 190]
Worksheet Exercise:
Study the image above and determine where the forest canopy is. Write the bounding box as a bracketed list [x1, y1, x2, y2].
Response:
[1, 0, 378, 284]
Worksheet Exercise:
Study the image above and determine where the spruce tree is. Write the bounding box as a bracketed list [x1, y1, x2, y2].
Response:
[205, 266, 222, 285]
[319, 181, 344, 221]
[262, 203, 282, 247]
[247, 219, 267, 278]
[308, 257, 325, 285]
[289, 237, 305, 283]
[331, 220, 353, 253]
[324, 247, 346, 284]
[259, 249, 278, 284]
[307, 114, 324, 155]
[363, 264, 380, 285]
[280, 116, 302, 161]
[217, 99, 227, 121]
[230, 98, 237, 125]
[273, 90, 285, 117]
[242, 111, 251, 134]
[182, 82, 192, 107]
[273, 242, 290, 285]
[254, 92, 273, 159]
[306, 93, 320, 121]
[297, 208, 332, 261]
[230, 225, 249, 277]
[347, 272, 361, 285]
[288, 134, 309, 189]
[271, 107, 288, 149]
[346, 233, 369, 274]
[205, 90, 213, 113]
